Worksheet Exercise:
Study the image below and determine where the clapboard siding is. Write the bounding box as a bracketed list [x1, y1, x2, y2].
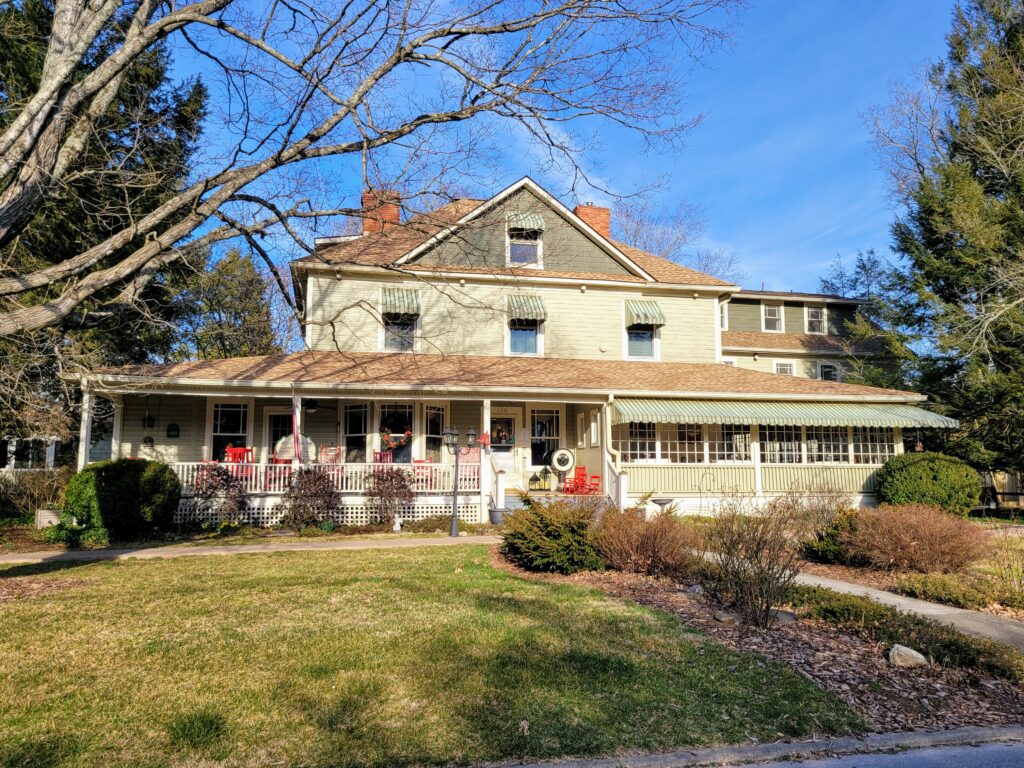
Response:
[307, 272, 718, 362]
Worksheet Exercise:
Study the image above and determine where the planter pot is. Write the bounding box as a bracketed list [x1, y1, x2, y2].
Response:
[35, 508, 61, 529]
[489, 508, 506, 525]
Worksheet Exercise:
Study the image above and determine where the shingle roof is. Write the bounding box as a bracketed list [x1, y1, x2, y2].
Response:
[92, 351, 918, 400]
[722, 331, 887, 355]
[294, 197, 733, 288]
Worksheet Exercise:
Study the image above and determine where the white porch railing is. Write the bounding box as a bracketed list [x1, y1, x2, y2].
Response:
[171, 462, 481, 496]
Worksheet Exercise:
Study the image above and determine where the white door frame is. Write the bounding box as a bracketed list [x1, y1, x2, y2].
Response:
[490, 407, 523, 488]
[262, 406, 292, 463]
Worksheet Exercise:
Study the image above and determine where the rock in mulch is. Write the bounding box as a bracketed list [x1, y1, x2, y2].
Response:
[714, 610, 741, 623]
[770, 608, 799, 626]
[686, 583, 704, 595]
[889, 644, 928, 668]
[488, 547, 1024, 732]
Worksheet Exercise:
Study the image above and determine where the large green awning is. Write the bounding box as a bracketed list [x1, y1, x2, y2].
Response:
[507, 294, 547, 320]
[611, 398, 958, 428]
[382, 288, 421, 315]
[625, 299, 666, 327]
[505, 211, 546, 230]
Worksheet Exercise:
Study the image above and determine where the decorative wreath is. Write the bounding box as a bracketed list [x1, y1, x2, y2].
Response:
[380, 428, 413, 450]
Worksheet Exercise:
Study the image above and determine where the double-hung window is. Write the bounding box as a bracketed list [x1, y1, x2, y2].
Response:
[763, 303, 783, 332]
[774, 361, 796, 376]
[507, 294, 546, 356]
[506, 213, 544, 267]
[383, 314, 416, 351]
[624, 299, 665, 360]
[425, 405, 445, 463]
[509, 319, 541, 354]
[211, 403, 248, 461]
[343, 404, 368, 463]
[806, 305, 827, 334]
[530, 409, 560, 466]
[627, 324, 656, 358]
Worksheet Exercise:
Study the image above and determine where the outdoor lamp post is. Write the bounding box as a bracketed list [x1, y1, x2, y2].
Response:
[442, 426, 477, 537]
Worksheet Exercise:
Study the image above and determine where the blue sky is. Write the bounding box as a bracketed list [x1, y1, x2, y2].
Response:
[598, 0, 957, 291]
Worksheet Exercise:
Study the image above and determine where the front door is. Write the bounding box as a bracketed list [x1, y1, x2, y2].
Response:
[490, 414, 521, 487]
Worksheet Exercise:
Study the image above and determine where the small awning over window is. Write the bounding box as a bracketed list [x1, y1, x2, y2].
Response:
[382, 288, 421, 315]
[625, 299, 666, 327]
[507, 294, 547, 321]
[610, 398, 958, 428]
[505, 211, 546, 230]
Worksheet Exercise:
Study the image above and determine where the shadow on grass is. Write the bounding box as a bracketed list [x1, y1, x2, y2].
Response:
[0, 733, 80, 768]
[0, 558, 101, 579]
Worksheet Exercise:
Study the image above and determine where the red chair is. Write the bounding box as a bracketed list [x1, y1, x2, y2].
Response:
[319, 445, 342, 464]
[586, 475, 602, 496]
[412, 458, 432, 489]
[563, 466, 587, 494]
[373, 451, 393, 464]
[225, 446, 253, 463]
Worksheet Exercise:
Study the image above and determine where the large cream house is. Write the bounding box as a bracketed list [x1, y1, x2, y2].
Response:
[79, 178, 954, 523]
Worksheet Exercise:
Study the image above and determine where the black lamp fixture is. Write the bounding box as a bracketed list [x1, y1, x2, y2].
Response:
[442, 426, 477, 537]
[166, 423, 180, 439]
[304, 399, 319, 414]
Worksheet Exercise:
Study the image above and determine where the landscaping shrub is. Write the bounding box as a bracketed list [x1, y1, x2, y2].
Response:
[844, 503, 990, 573]
[190, 464, 247, 523]
[875, 452, 982, 515]
[0, 467, 71, 524]
[592, 505, 700, 577]
[894, 572, 994, 610]
[704, 495, 803, 627]
[500, 494, 606, 574]
[802, 508, 861, 565]
[280, 468, 339, 529]
[64, 459, 181, 541]
[991, 532, 1024, 600]
[40, 522, 85, 547]
[364, 466, 414, 524]
[789, 585, 1024, 681]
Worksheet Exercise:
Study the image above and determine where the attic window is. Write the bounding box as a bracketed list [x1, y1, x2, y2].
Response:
[506, 212, 545, 268]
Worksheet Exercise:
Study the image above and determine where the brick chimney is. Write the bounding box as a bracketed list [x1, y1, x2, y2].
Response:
[573, 203, 611, 239]
[361, 189, 401, 234]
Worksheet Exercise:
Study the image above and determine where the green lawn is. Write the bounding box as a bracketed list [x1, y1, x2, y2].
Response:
[0, 545, 861, 767]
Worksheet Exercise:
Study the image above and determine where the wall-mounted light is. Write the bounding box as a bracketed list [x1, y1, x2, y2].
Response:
[580, 285, 587, 293]
[166, 423, 180, 439]
[304, 399, 319, 414]
[142, 436, 155, 449]
[753, 353, 759, 362]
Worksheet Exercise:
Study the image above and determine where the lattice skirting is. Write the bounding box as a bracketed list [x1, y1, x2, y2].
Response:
[175, 496, 481, 528]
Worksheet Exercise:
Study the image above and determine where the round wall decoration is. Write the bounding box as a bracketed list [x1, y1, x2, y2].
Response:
[549, 449, 575, 473]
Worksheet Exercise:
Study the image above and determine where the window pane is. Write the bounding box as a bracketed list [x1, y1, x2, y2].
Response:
[819, 364, 838, 381]
[807, 306, 825, 333]
[761, 425, 801, 464]
[510, 321, 538, 354]
[662, 423, 704, 463]
[379, 404, 414, 463]
[853, 427, 894, 465]
[344, 404, 368, 463]
[531, 409, 559, 466]
[627, 325, 654, 357]
[764, 305, 782, 331]
[807, 426, 847, 463]
[708, 424, 750, 463]
[775, 363, 795, 376]
[384, 313, 415, 351]
[425, 406, 445, 463]
[509, 242, 539, 264]
[213, 404, 247, 436]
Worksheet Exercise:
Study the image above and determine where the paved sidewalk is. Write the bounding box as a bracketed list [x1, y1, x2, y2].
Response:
[0, 534, 502, 565]
[796, 572, 1024, 652]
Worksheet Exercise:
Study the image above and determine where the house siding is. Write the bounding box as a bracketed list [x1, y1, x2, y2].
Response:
[306, 273, 718, 362]
[416, 187, 632, 276]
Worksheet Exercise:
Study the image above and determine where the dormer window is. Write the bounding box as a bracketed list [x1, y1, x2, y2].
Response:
[806, 305, 827, 334]
[505, 212, 545, 268]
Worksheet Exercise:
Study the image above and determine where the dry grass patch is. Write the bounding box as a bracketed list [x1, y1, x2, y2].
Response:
[0, 545, 860, 767]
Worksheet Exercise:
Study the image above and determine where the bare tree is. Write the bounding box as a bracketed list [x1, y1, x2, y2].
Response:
[0, 0, 741, 340]
[612, 198, 748, 283]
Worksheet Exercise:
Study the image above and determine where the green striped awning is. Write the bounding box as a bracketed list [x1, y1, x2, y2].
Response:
[611, 399, 959, 429]
[507, 294, 547, 321]
[382, 288, 421, 315]
[505, 211, 546, 230]
[625, 299, 666, 327]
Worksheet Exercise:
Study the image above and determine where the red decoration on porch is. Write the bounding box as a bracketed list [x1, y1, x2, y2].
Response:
[379, 428, 412, 450]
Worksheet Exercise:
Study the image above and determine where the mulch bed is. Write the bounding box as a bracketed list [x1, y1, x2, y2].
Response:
[490, 547, 1024, 733]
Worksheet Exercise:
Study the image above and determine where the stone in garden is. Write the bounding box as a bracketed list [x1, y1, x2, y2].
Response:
[769, 609, 798, 625]
[686, 584, 704, 594]
[714, 611, 741, 624]
[888, 644, 927, 668]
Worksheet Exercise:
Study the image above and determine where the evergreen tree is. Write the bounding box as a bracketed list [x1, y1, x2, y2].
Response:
[175, 249, 283, 361]
[889, 0, 1024, 470]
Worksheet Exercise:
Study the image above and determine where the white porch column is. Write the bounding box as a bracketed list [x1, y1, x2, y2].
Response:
[110, 395, 124, 460]
[894, 427, 905, 455]
[77, 388, 94, 471]
[44, 439, 56, 469]
[751, 424, 763, 496]
[291, 391, 303, 468]
[616, 470, 629, 510]
[479, 399, 492, 522]
[495, 470, 507, 510]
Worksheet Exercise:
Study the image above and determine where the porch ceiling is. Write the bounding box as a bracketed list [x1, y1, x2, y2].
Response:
[610, 398, 958, 428]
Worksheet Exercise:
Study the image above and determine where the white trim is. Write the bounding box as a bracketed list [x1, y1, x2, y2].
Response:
[505, 222, 544, 269]
[714, 298, 724, 361]
[576, 411, 586, 449]
[804, 304, 828, 335]
[110, 394, 123, 460]
[720, 300, 729, 330]
[761, 302, 785, 333]
[392, 177, 658, 281]
[205, 397, 255, 461]
[504, 317, 545, 356]
[735, 290, 865, 305]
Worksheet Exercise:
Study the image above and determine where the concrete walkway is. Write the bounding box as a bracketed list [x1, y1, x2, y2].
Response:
[0, 534, 502, 564]
[3, 536, 1024, 652]
[796, 572, 1024, 652]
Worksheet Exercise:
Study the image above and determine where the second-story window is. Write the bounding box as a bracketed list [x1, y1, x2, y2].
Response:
[774, 361, 795, 376]
[383, 313, 416, 351]
[509, 319, 541, 354]
[817, 362, 839, 381]
[806, 304, 827, 334]
[763, 302, 783, 332]
[627, 325, 656, 358]
[507, 294, 547, 356]
[624, 299, 665, 360]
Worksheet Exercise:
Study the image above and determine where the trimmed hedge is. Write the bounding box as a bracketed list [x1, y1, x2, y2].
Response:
[875, 452, 981, 516]
[501, 496, 605, 574]
[64, 459, 180, 541]
[789, 585, 1024, 681]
